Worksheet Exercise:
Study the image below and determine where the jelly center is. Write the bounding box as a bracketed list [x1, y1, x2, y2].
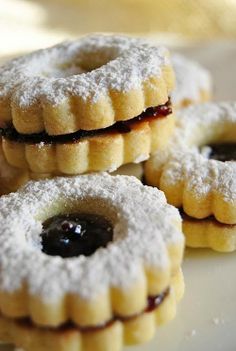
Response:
[207, 142, 236, 162]
[41, 213, 113, 258]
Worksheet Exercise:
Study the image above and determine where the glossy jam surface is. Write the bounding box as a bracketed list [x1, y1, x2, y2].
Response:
[207, 142, 236, 162]
[0, 99, 172, 144]
[41, 213, 113, 258]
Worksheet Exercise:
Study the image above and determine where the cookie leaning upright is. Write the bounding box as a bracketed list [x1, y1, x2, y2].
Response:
[0, 174, 185, 351]
[145, 102, 236, 252]
[0, 34, 175, 175]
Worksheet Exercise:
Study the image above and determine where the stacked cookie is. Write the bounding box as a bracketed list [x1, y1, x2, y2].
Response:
[0, 34, 187, 351]
[0, 35, 213, 194]
[0, 174, 185, 351]
[0, 34, 176, 192]
[145, 102, 236, 252]
[0, 33, 217, 351]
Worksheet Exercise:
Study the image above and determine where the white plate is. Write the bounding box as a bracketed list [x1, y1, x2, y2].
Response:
[126, 248, 236, 351]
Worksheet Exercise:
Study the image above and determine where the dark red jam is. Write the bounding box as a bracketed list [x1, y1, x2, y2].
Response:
[207, 142, 236, 162]
[13, 288, 169, 333]
[0, 99, 172, 144]
[41, 213, 113, 258]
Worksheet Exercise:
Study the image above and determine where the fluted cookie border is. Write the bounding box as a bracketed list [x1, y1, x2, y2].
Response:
[0, 34, 174, 135]
[0, 174, 184, 327]
[0, 269, 184, 351]
[183, 214, 236, 252]
[2, 113, 175, 174]
[145, 102, 236, 224]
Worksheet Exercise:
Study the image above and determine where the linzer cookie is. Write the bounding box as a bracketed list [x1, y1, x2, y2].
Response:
[1, 102, 174, 174]
[171, 54, 212, 108]
[0, 174, 185, 350]
[0, 34, 175, 175]
[145, 102, 236, 252]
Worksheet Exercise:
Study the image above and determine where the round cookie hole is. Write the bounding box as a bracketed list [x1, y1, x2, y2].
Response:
[41, 212, 113, 258]
[204, 142, 236, 162]
[200, 141, 236, 162]
[36, 197, 119, 258]
[44, 48, 118, 79]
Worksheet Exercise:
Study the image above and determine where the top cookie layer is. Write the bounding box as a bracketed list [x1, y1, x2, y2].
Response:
[0, 34, 174, 135]
[145, 102, 236, 224]
[0, 173, 183, 302]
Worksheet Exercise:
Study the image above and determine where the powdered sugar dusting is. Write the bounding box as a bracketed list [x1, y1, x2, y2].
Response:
[147, 102, 236, 204]
[0, 173, 183, 301]
[0, 34, 170, 108]
[171, 53, 212, 106]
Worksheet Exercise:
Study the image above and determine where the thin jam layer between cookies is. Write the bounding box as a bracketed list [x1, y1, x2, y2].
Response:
[8, 288, 170, 333]
[41, 213, 113, 258]
[0, 100, 172, 145]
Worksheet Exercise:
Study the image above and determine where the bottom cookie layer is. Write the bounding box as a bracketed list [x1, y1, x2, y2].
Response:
[0, 270, 184, 351]
[182, 213, 236, 252]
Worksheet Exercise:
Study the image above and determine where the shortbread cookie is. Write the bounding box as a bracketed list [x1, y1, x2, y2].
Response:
[0, 174, 184, 350]
[171, 54, 212, 108]
[0, 142, 28, 195]
[0, 269, 184, 351]
[145, 102, 236, 250]
[2, 269, 184, 351]
[0, 34, 174, 136]
[1, 104, 175, 174]
[182, 213, 236, 252]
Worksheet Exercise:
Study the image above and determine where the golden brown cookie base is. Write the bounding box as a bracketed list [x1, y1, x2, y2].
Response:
[0, 234, 184, 329]
[0, 270, 184, 351]
[183, 213, 236, 252]
[2, 113, 175, 175]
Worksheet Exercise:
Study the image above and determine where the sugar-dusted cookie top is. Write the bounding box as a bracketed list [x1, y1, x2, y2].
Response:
[0, 34, 174, 135]
[145, 102, 236, 224]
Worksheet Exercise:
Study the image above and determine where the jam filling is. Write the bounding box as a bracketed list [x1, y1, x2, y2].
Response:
[180, 210, 235, 227]
[207, 142, 236, 162]
[14, 288, 169, 332]
[41, 213, 113, 258]
[0, 99, 172, 145]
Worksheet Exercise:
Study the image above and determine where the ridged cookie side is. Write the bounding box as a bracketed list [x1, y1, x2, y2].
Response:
[2, 114, 175, 175]
[0, 269, 184, 351]
[0, 236, 184, 328]
[9, 66, 174, 136]
[183, 215, 236, 252]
